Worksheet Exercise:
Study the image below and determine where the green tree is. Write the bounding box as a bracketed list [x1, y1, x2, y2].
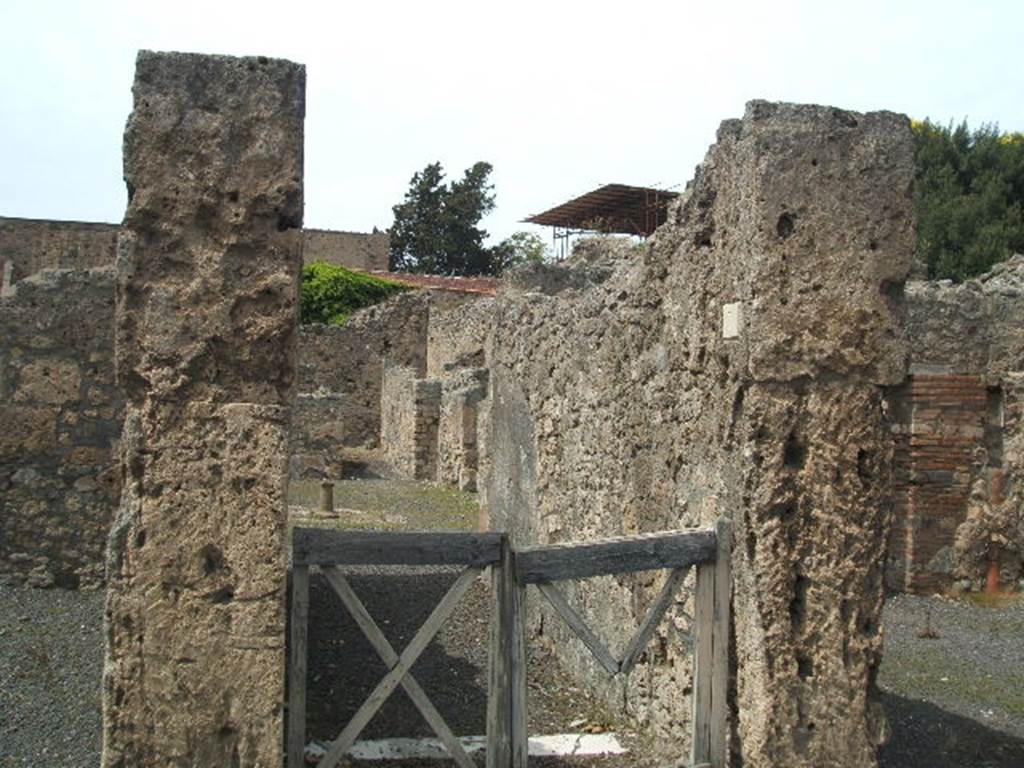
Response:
[389, 161, 497, 275]
[914, 119, 1024, 280]
[490, 231, 551, 275]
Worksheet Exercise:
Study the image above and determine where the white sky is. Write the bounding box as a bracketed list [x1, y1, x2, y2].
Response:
[1, 0, 1021, 245]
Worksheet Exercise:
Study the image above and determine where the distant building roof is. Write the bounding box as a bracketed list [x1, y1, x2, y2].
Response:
[525, 183, 679, 237]
[366, 271, 499, 296]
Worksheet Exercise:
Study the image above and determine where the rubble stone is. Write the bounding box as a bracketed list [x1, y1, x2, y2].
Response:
[0, 267, 120, 589]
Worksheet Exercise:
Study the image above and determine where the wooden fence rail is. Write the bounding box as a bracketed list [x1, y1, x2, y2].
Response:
[287, 522, 731, 768]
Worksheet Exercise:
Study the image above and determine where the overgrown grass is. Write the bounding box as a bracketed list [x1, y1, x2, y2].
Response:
[881, 645, 1024, 720]
[288, 478, 479, 532]
[300, 261, 412, 326]
[961, 591, 1024, 610]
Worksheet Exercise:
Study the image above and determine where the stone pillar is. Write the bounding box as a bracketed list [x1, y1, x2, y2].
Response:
[103, 51, 304, 767]
[484, 102, 915, 767]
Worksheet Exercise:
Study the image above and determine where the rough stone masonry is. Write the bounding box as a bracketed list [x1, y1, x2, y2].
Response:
[102, 51, 304, 767]
[0, 266, 121, 588]
[485, 102, 914, 767]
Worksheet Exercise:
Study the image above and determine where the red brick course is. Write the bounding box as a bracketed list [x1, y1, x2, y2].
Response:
[888, 373, 992, 593]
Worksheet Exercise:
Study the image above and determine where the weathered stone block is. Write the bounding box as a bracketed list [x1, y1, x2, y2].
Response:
[13, 358, 81, 404]
[115, 51, 305, 407]
[0, 405, 59, 456]
[103, 50, 304, 768]
[484, 102, 914, 767]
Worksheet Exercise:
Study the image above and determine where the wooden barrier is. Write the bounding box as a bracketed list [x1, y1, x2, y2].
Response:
[287, 522, 731, 767]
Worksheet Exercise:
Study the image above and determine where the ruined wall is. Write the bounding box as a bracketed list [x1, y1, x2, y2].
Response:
[888, 258, 1024, 591]
[374, 294, 493, 485]
[302, 227, 389, 271]
[292, 291, 429, 476]
[484, 102, 914, 767]
[381, 365, 441, 480]
[103, 51, 304, 767]
[0, 216, 382, 289]
[426, 295, 494, 378]
[0, 266, 120, 588]
[905, 257, 1024, 378]
[437, 367, 488, 491]
[0, 215, 118, 289]
[426, 296, 492, 489]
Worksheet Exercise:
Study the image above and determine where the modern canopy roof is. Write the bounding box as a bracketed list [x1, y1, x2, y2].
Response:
[525, 183, 680, 237]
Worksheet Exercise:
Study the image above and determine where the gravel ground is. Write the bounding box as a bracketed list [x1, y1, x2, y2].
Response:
[0, 586, 104, 768]
[877, 592, 1024, 767]
[5, 584, 1023, 768]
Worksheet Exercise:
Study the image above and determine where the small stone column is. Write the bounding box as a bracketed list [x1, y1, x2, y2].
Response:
[319, 480, 335, 515]
[103, 51, 305, 767]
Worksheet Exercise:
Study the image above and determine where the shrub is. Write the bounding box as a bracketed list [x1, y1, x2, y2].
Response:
[300, 261, 411, 326]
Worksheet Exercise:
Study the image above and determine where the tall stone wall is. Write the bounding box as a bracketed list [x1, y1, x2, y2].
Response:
[102, 51, 304, 767]
[888, 258, 1024, 591]
[0, 215, 118, 289]
[484, 102, 914, 767]
[298, 290, 429, 395]
[303, 227, 389, 271]
[0, 266, 121, 588]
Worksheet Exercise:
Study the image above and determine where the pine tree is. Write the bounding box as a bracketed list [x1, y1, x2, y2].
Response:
[914, 120, 1024, 280]
[389, 161, 496, 275]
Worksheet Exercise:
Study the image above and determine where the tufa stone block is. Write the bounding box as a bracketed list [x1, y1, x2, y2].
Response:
[102, 50, 304, 768]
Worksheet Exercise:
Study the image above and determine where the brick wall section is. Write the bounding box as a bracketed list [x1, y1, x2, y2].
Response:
[888, 375, 992, 592]
[0, 266, 121, 588]
[894, 260, 1024, 592]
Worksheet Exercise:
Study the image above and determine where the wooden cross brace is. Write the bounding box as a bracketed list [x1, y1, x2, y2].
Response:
[534, 565, 691, 676]
[317, 566, 482, 768]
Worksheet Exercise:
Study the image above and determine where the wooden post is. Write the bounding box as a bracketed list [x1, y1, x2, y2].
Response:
[287, 565, 310, 767]
[487, 536, 528, 768]
[690, 544, 714, 766]
[487, 538, 509, 768]
[690, 519, 732, 767]
[509, 546, 528, 768]
[319, 481, 335, 515]
[709, 519, 732, 767]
